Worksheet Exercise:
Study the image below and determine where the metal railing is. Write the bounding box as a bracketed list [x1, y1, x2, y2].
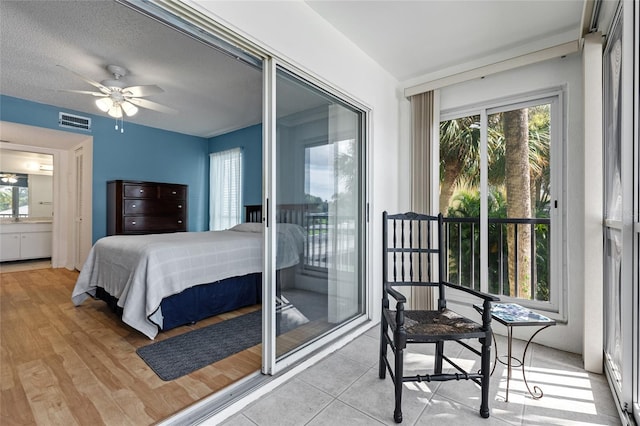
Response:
[278, 206, 355, 273]
[283, 209, 550, 301]
[443, 216, 551, 301]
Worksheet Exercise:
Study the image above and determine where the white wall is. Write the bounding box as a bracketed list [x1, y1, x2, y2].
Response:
[435, 54, 585, 354]
[191, 1, 403, 322]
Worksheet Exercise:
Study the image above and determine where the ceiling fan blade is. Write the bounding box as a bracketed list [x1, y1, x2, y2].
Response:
[123, 84, 164, 97]
[57, 64, 110, 94]
[57, 89, 108, 97]
[127, 97, 177, 114]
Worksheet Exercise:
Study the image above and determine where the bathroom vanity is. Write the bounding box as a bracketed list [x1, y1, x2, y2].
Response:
[0, 221, 52, 262]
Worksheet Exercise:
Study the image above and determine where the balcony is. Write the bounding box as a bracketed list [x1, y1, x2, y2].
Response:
[444, 216, 551, 301]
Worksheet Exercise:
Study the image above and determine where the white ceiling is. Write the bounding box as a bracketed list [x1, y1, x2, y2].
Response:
[307, 1, 586, 82]
[0, 0, 587, 139]
[0, 149, 53, 176]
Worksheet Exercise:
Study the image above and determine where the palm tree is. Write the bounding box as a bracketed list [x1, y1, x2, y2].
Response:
[439, 116, 481, 214]
[440, 105, 551, 300]
[503, 108, 532, 298]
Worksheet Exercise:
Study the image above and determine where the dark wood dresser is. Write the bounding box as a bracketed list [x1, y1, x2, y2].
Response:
[107, 180, 188, 235]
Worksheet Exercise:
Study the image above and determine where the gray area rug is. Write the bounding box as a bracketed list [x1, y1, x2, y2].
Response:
[137, 310, 262, 381]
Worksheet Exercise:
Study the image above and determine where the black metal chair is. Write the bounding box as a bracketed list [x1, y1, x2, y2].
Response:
[379, 212, 499, 423]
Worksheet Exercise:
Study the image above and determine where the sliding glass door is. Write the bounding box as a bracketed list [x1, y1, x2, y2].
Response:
[263, 62, 366, 372]
[603, 3, 638, 422]
[439, 93, 562, 311]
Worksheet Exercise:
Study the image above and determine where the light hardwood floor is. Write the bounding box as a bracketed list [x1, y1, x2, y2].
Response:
[0, 267, 262, 425]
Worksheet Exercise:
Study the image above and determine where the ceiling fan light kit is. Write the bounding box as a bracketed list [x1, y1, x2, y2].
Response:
[121, 101, 139, 117]
[0, 174, 18, 184]
[59, 64, 172, 133]
[95, 97, 112, 112]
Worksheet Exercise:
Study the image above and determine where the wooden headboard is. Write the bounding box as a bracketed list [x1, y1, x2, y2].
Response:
[245, 203, 323, 225]
[245, 205, 262, 223]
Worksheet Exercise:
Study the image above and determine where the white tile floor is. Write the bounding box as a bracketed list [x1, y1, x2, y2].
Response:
[221, 325, 621, 426]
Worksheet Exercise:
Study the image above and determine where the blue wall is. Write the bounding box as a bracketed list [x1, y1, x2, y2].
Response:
[1, 95, 210, 241]
[208, 124, 262, 209]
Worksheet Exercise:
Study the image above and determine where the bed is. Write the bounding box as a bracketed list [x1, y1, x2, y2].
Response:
[72, 205, 305, 339]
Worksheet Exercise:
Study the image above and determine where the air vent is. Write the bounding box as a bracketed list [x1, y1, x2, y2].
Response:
[59, 112, 91, 131]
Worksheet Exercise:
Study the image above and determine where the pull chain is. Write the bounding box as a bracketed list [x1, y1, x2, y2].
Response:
[114, 116, 125, 133]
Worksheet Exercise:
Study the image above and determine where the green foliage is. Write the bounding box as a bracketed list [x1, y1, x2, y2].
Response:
[304, 193, 325, 207]
[440, 103, 552, 301]
[0, 186, 12, 212]
[445, 187, 550, 301]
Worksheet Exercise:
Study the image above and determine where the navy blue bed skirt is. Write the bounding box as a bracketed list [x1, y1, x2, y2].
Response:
[159, 273, 262, 330]
[95, 273, 262, 333]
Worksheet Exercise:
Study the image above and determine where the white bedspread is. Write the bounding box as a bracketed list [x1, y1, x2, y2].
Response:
[72, 224, 304, 339]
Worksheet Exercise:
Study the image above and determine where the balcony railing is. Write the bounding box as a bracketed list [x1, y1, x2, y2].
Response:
[277, 205, 355, 273]
[443, 216, 551, 301]
[281, 208, 550, 301]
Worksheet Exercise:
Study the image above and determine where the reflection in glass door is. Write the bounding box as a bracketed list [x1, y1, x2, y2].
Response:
[273, 67, 365, 360]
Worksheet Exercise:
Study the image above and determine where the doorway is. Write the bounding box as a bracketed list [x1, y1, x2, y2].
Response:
[0, 121, 93, 269]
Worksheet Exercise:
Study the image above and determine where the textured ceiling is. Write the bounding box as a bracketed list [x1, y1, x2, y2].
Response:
[0, 1, 263, 138]
[1, 1, 586, 140]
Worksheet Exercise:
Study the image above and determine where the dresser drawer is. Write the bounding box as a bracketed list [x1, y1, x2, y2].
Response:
[123, 184, 157, 199]
[124, 199, 186, 215]
[122, 216, 187, 233]
[159, 185, 187, 199]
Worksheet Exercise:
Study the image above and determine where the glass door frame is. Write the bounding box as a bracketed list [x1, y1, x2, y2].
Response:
[262, 58, 372, 375]
[439, 89, 564, 314]
[602, 2, 638, 422]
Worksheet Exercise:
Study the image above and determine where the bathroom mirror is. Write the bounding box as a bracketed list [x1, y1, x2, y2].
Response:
[0, 149, 53, 221]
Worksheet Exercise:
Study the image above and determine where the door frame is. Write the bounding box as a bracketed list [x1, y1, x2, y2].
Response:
[0, 126, 92, 269]
[262, 58, 372, 375]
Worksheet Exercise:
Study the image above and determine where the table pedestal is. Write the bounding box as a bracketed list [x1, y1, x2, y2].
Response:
[475, 303, 556, 402]
[492, 323, 553, 402]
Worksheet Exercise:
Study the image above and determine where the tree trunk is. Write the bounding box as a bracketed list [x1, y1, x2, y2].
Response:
[503, 109, 532, 298]
[439, 160, 460, 214]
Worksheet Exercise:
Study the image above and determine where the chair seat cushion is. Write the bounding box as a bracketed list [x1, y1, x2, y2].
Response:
[387, 309, 486, 342]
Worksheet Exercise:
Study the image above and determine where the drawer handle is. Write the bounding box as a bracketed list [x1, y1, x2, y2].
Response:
[139, 189, 144, 193]
[132, 204, 136, 208]
[131, 221, 136, 225]
[178, 205, 182, 208]
[177, 220, 183, 224]
[172, 191, 177, 195]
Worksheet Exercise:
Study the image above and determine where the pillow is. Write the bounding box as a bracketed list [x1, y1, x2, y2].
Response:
[229, 222, 263, 233]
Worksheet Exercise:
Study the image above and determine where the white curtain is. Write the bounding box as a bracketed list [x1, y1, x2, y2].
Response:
[209, 148, 243, 230]
[327, 104, 359, 323]
[410, 91, 436, 310]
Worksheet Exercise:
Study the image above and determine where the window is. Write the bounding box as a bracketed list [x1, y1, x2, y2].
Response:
[0, 173, 29, 218]
[439, 92, 563, 312]
[209, 148, 242, 230]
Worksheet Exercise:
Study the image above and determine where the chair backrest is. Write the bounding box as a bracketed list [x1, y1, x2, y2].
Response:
[383, 211, 445, 297]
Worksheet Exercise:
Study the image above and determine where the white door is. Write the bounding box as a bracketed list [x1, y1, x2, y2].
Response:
[73, 143, 92, 270]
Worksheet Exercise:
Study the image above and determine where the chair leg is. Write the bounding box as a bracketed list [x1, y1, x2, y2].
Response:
[435, 341, 444, 374]
[393, 346, 404, 423]
[379, 318, 388, 379]
[479, 336, 491, 418]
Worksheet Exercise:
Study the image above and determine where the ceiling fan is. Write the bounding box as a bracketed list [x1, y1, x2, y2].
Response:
[58, 64, 177, 118]
[0, 173, 18, 184]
